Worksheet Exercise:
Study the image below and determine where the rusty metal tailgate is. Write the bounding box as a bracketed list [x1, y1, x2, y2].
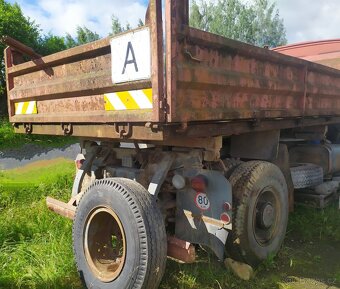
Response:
[5, 1, 164, 126]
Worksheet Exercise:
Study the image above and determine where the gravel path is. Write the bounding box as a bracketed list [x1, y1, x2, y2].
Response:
[0, 143, 80, 170]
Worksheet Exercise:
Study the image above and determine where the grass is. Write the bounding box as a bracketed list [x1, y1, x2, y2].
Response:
[1, 159, 340, 289]
[0, 120, 75, 150]
[288, 204, 340, 242]
[0, 159, 79, 289]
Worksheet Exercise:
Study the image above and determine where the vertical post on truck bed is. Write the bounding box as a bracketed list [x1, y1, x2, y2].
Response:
[166, 0, 189, 122]
[4, 47, 14, 117]
[149, 0, 165, 122]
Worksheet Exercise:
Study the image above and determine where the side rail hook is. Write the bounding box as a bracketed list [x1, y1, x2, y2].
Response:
[24, 123, 33, 134]
[114, 123, 132, 138]
[62, 123, 73, 136]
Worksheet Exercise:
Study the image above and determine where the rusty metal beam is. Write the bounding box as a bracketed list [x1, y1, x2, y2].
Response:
[4, 47, 14, 116]
[7, 37, 111, 77]
[149, 0, 164, 122]
[46, 197, 76, 220]
[178, 116, 340, 138]
[13, 115, 340, 145]
[167, 236, 196, 263]
[14, 123, 165, 141]
[10, 110, 155, 124]
[165, 0, 175, 122]
[183, 28, 340, 76]
[1, 36, 42, 60]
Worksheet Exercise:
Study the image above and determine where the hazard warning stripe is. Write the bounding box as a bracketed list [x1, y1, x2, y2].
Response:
[15, 101, 38, 115]
[104, 88, 153, 111]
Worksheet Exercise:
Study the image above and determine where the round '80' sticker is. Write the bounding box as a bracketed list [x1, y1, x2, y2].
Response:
[195, 193, 210, 210]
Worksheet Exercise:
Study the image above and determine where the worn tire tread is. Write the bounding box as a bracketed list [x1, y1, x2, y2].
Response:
[227, 161, 288, 266]
[72, 178, 167, 289]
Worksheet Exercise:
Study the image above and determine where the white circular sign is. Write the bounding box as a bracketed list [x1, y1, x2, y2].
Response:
[195, 193, 210, 211]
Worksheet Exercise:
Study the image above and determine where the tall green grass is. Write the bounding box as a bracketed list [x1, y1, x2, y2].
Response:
[0, 160, 81, 289]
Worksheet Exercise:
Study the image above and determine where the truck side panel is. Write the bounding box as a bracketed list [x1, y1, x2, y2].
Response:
[166, 0, 340, 123]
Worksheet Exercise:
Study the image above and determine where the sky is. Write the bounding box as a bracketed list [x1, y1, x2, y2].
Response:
[6, 0, 340, 44]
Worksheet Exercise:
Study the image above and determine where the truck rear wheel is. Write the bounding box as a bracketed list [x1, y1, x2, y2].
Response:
[72, 178, 167, 289]
[227, 161, 289, 266]
[223, 158, 243, 179]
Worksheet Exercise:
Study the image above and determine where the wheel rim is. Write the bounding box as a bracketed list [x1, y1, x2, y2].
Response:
[84, 207, 126, 282]
[253, 187, 280, 246]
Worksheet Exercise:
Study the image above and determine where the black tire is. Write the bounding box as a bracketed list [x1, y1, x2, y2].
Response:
[73, 178, 167, 289]
[290, 163, 323, 189]
[226, 161, 289, 266]
[223, 158, 243, 179]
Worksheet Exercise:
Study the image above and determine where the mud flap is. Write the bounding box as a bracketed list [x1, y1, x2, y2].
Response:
[175, 170, 232, 260]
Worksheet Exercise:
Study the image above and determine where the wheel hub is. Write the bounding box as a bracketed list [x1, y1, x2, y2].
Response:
[84, 207, 126, 283]
[258, 202, 275, 229]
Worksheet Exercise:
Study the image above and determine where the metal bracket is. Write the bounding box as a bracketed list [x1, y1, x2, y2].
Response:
[184, 49, 202, 63]
[159, 98, 169, 115]
[62, 123, 73, 135]
[24, 123, 32, 134]
[148, 153, 175, 196]
[183, 37, 202, 63]
[114, 123, 132, 138]
[1, 36, 42, 60]
[145, 122, 160, 131]
[71, 145, 100, 197]
[250, 118, 261, 127]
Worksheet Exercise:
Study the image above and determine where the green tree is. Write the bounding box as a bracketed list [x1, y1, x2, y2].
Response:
[37, 33, 66, 55]
[65, 33, 77, 48]
[137, 18, 144, 27]
[251, 0, 287, 48]
[65, 26, 100, 48]
[111, 15, 124, 35]
[110, 15, 137, 36]
[190, 0, 287, 48]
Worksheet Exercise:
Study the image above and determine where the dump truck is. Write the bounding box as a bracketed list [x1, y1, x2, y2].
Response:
[4, 1, 340, 288]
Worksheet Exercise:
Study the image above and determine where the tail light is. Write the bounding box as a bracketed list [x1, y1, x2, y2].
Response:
[220, 213, 231, 224]
[223, 202, 232, 211]
[191, 175, 208, 192]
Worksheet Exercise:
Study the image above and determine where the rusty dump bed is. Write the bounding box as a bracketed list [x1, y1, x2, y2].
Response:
[5, 0, 340, 143]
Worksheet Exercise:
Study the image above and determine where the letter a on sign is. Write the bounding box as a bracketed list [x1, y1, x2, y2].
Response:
[111, 28, 151, 84]
[122, 42, 138, 74]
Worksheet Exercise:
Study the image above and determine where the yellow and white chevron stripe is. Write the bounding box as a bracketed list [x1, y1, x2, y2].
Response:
[15, 101, 37, 115]
[104, 88, 153, 111]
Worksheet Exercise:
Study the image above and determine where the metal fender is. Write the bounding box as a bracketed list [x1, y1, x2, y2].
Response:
[175, 170, 232, 260]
